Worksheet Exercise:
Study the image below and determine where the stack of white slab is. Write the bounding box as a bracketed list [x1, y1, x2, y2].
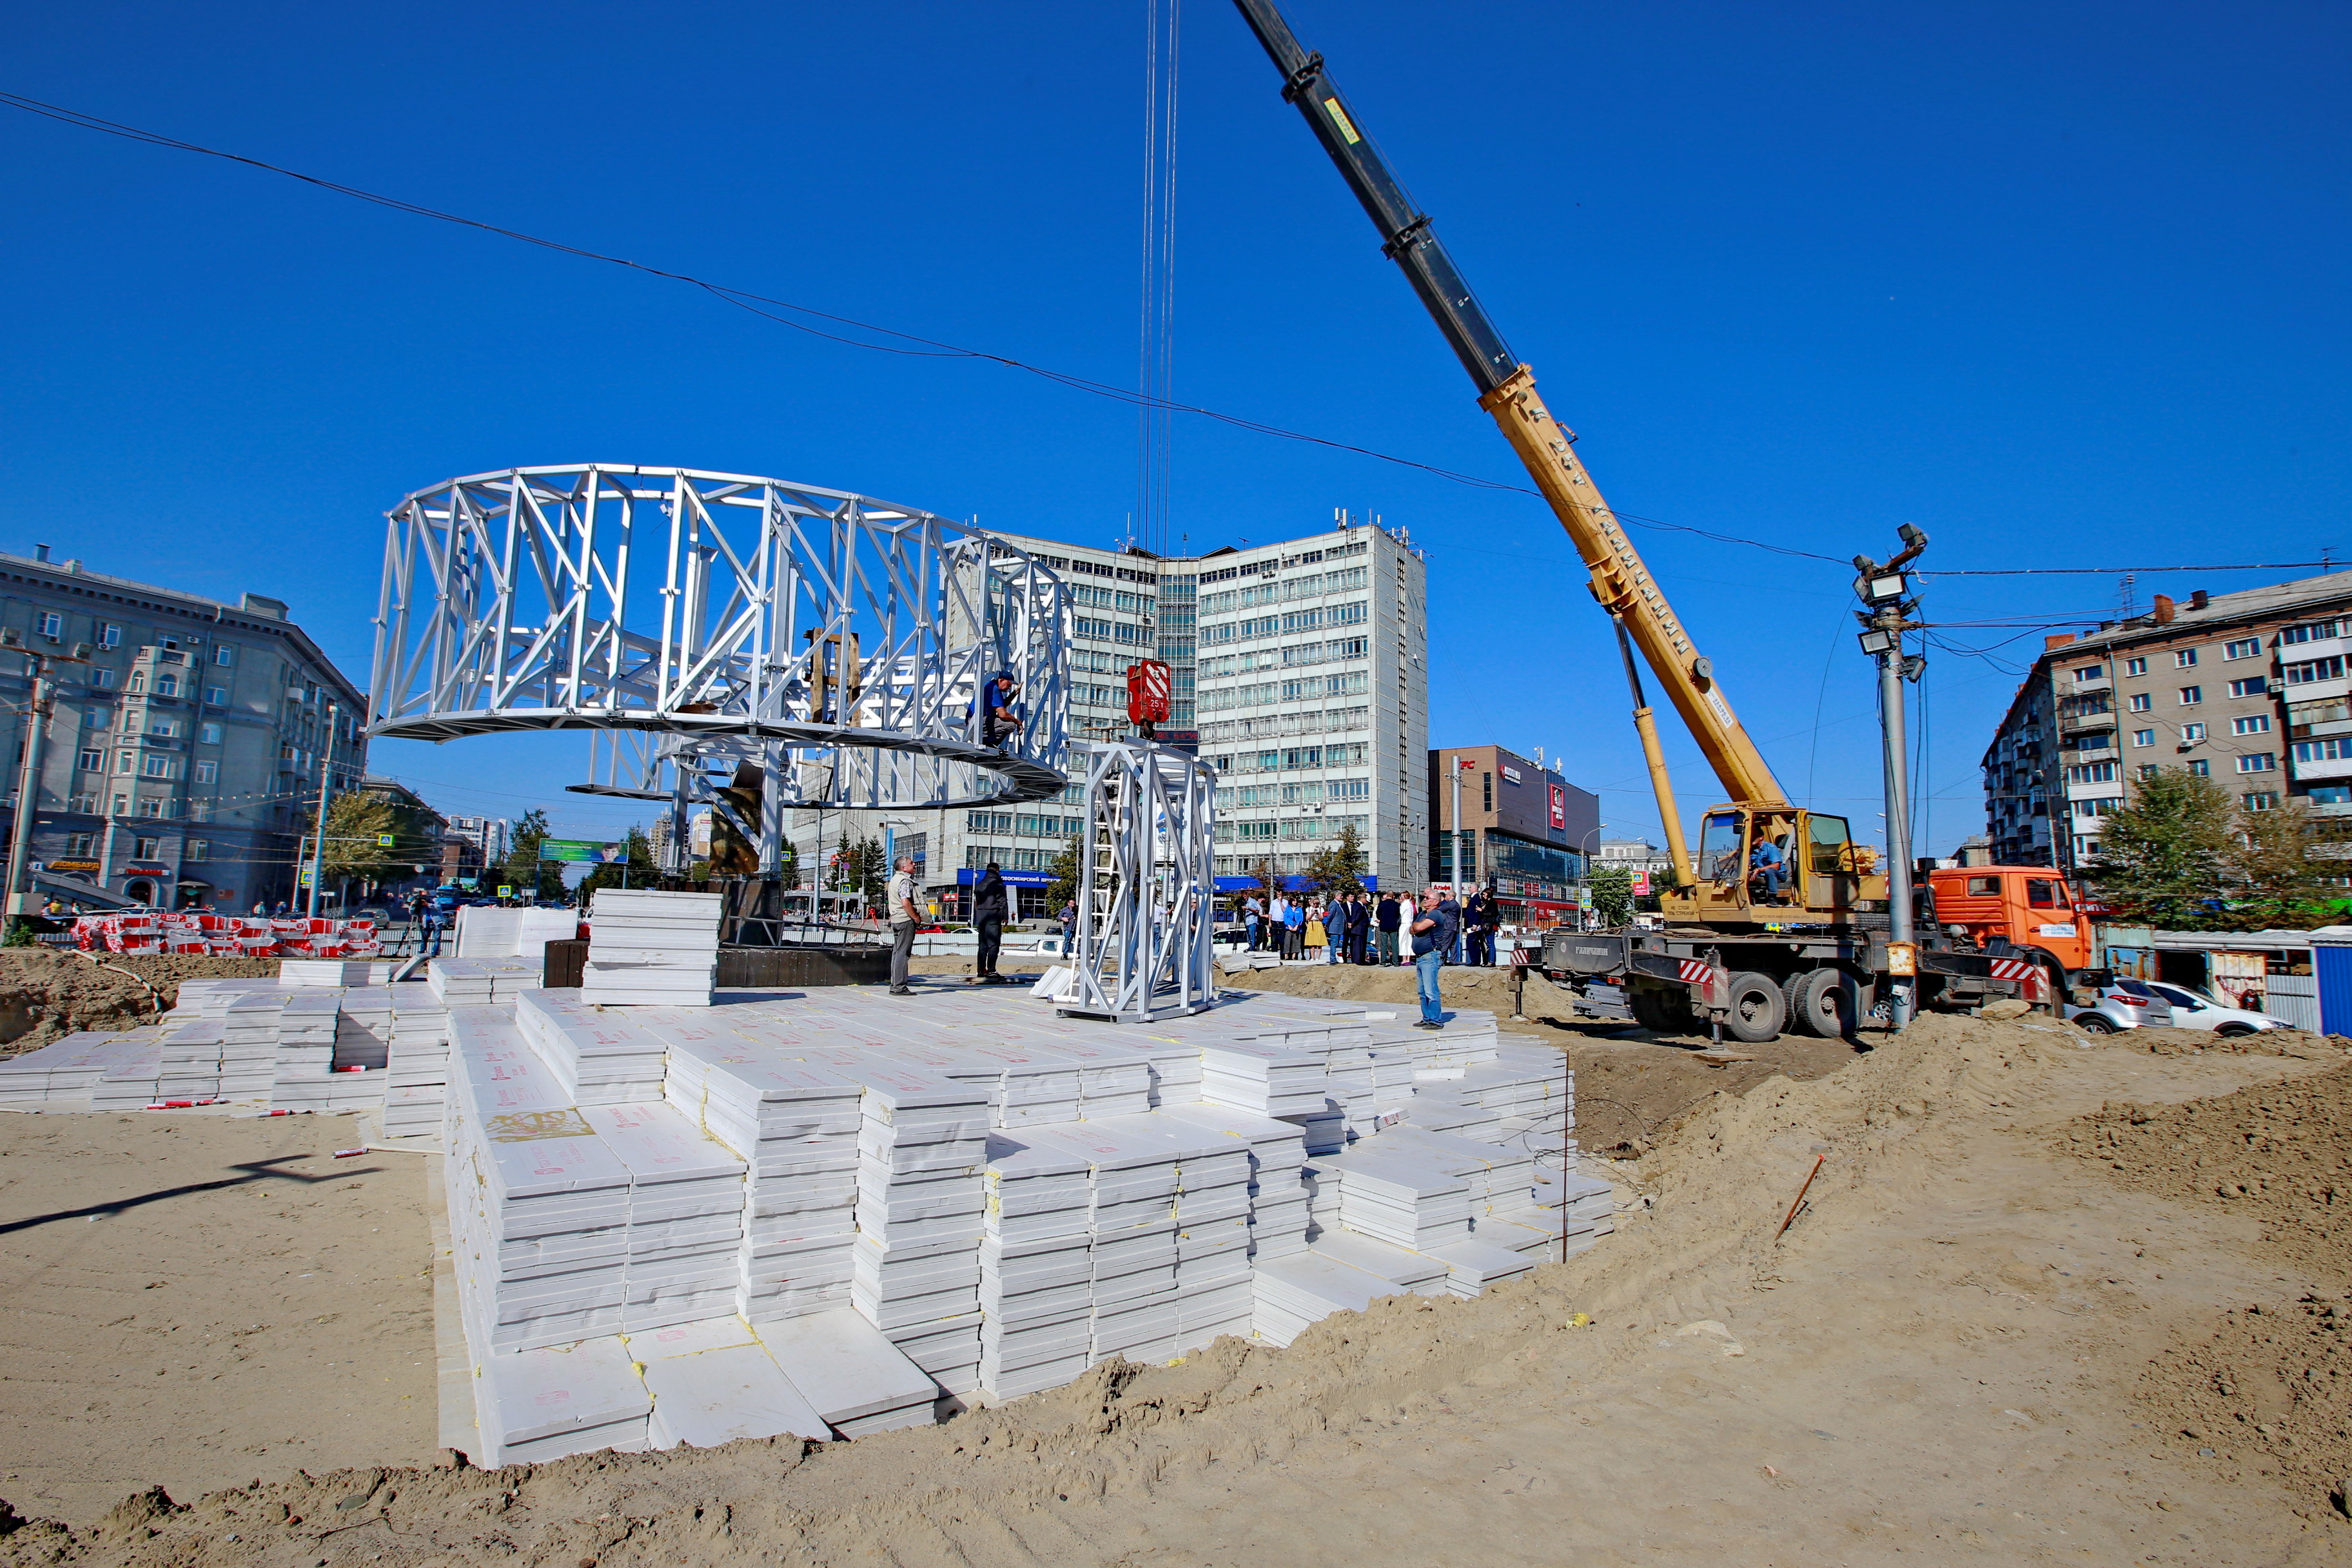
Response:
[634, 1316, 829, 1450]
[1304, 1229, 1453, 1299]
[852, 1064, 992, 1404]
[934, 1039, 1084, 1128]
[660, 1037, 863, 1324]
[453, 905, 576, 961]
[1162, 1102, 1311, 1262]
[582, 1100, 747, 1333]
[153, 1020, 226, 1103]
[978, 1131, 1095, 1399]
[213, 990, 286, 1101]
[267, 992, 346, 1110]
[1313, 1144, 1473, 1252]
[444, 1011, 633, 1353]
[1251, 1250, 1395, 1348]
[759, 1308, 942, 1437]
[471, 1335, 651, 1467]
[1199, 1041, 1328, 1119]
[281, 958, 370, 986]
[582, 890, 721, 1007]
[1400, 1090, 1505, 1144]
[173, 977, 281, 1019]
[382, 988, 453, 1137]
[1020, 1036, 1151, 1119]
[1054, 1116, 1181, 1366]
[515, 990, 668, 1104]
[0, 1031, 144, 1110]
[428, 957, 495, 1006]
[482, 956, 548, 1003]
[1164, 1120, 1256, 1353]
[333, 987, 393, 1072]
[89, 1028, 170, 1112]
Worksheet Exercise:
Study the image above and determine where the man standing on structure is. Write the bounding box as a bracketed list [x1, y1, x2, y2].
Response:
[970, 860, 1008, 985]
[1409, 883, 1462, 1031]
[979, 672, 1022, 753]
[887, 854, 922, 996]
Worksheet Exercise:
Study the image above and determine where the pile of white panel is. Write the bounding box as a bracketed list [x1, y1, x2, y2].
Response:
[428, 957, 496, 1005]
[334, 987, 393, 1070]
[382, 987, 453, 1137]
[454, 905, 577, 961]
[213, 990, 287, 1101]
[1165, 1101, 1310, 1262]
[154, 1019, 226, 1103]
[268, 992, 352, 1110]
[472, 1335, 651, 1467]
[1054, 1117, 1184, 1367]
[86, 1025, 172, 1110]
[582, 890, 720, 1007]
[445, 1010, 635, 1352]
[0, 1030, 165, 1110]
[516, 991, 667, 1104]
[585, 1099, 747, 1333]
[658, 1029, 863, 1325]
[173, 977, 280, 1019]
[1199, 1041, 1328, 1119]
[978, 1132, 1094, 1398]
[1168, 1120, 1257, 1351]
[852, 1064, 992, 1404]
[758, 1308, 941, 1436]
[281, 958, 371, 986]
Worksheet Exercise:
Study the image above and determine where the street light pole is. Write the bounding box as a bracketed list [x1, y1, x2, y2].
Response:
[306, 702, 337, 919]
[4, 653, 54, 920]
[1854, 527, 1929, 1030]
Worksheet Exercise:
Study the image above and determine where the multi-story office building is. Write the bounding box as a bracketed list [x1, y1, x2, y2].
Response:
[782, 519, 1431, 916]
[1981, 569, 2352, 870]
[0, 547, 366, 912]
[1594, 837, 1674, 882]
[440, 814, 512, 888]
[1426, 744, 1599, 924]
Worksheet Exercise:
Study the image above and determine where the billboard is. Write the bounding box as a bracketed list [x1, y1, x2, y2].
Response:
[538, 839, 627, 864]
[1548, 784, 1567, 830]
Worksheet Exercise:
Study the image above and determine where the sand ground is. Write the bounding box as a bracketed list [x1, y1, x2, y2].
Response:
[2, 1003, 2347, 1567]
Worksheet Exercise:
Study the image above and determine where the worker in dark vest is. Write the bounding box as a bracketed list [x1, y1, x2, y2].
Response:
[970, 861, 1009, 983]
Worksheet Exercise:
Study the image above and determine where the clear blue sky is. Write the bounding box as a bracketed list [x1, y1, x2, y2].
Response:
[4, 0, 2344, 859]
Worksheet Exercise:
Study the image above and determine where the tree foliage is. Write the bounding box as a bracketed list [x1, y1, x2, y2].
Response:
[2229, 800, 2346, 929]
[1304, 825, 1369, 899]
[308, 790, 440, 896]
[2080, 768, 2350, 930]
[1588, 864, 1635, 928]
[501, 808, 566, 901]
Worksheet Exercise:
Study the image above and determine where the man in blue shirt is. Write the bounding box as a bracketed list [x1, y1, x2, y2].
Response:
[1750, 834, 1790, 905]
[1408, 883, 1462, 1030]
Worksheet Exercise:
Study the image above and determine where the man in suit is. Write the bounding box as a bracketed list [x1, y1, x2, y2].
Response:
[1343, 890, 1372, 965]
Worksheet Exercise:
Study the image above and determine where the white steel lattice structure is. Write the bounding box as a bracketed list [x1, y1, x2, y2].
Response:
[1061, 741, 1217, 1023]
[368, 466, 1070, 811]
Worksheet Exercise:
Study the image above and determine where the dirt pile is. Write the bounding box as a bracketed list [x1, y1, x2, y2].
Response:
[3, 1010, 2345, 1565]
[0, 952, 277, 1054]
[2063, 1058, 2352, 1277]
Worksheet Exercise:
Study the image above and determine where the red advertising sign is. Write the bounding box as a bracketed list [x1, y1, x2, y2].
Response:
[1631, 870, 1651, 896]
[1547, 783, 1567, 830]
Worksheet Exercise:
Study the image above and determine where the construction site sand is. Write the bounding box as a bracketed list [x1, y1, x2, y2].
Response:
[6, 1011, 2351, 1565]
[0, 953, 278, 1054]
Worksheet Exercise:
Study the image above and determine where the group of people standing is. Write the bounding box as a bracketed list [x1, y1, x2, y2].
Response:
[1239, 886, 1505, 968]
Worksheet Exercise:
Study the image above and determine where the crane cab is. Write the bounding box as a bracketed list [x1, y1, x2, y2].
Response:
[1660, 805, 1885, 927]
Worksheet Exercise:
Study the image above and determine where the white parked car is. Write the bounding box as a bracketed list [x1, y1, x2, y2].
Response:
[2066, 977, 2175, 1034]
[2141, 981, 2291, 1037]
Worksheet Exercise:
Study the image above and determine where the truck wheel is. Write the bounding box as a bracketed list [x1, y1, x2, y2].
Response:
[1788, 967, 1853, 1039]
[1630, 987, 1687, 1035]
[1723, 971, 1787, 1043]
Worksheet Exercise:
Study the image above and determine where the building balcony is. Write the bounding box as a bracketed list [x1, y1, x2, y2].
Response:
[2057, 710, 2115, 734]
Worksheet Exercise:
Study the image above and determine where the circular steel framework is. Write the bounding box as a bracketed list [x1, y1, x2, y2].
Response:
[368, 465, 1071, 811]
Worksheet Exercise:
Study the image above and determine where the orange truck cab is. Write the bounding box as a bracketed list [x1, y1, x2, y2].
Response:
[1924, 866, 2093, 976]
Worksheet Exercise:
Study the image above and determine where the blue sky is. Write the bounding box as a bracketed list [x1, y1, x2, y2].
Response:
[4, 0, 2344, 859]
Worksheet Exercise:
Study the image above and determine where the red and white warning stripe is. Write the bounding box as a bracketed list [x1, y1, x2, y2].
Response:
[1676, 958, 1714, 986]
[1986, 957, 2037, 982]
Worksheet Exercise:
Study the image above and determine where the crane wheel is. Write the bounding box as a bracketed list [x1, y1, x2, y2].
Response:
[1722, 971, 1788, 1043]
[1788, 968, 1854, 1039]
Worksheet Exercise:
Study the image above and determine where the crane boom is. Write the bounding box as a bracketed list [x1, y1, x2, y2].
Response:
[1229, 0, 1788, 826]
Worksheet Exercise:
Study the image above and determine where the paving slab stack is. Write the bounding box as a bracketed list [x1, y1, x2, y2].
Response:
[383, 986, 454, 1137]
[0, 977, 1612, 1464]
[582, 890, 721, 1006]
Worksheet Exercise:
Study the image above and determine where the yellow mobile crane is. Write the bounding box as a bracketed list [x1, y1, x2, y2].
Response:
[1230, 0, 2049, 1040]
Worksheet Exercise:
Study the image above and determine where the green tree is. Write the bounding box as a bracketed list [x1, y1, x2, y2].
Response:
[849, 836, 888, 908]
[2081, 769, 2234, 930]
[2228, 800, 2344, 930]
[828, 832, 855, 892]
[577, 826, 656, 898]
[1304, 824, 1369, 899]
[1588, 864, 1635, 927]
[1046, 835, 1083, 915]
[306, 789, 439, 901]
[502, 808, 566, 902]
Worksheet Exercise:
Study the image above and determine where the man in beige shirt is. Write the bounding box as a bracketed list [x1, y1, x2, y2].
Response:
[887, 855, 921, 995]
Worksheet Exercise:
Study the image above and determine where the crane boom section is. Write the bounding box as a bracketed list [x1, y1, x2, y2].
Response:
[1230, 0, 1789, 809]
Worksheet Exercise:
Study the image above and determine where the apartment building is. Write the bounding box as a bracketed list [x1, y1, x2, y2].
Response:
[0, 547, 366, 911]
[1981, 569, 2352, 870]
[785, 519, 1432, 916]
[1427, 744, 1600, 923]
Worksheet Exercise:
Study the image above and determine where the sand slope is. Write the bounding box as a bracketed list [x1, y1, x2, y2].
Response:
[3, 1013, 2348, 1566]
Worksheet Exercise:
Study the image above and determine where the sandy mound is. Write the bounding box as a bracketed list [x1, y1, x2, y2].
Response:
[5, 1010, 2347, 1566]
[0, 952, 279, 1054]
